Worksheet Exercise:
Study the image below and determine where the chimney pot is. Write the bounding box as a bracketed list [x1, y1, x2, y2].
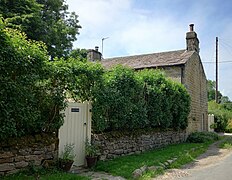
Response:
[95, 46, 99, 52]
[189, 24, 194, 32]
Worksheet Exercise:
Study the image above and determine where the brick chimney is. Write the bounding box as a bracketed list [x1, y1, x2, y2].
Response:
[186, 24, 199, 53]
[87, 46, 102, 61]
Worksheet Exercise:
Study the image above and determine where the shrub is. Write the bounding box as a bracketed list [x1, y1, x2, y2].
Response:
[187, 132, 219, 143]
[136, 70, 172, 128]
[92, 65, 148, 132]
[208, 101, 232, 132]
[92, 67, 190, 133]
[137, 69, 190, 130]
[170, 82, 191, 129]
[0, 20, 66, 139]
[0, 20, 104, 140]
[49, 58, 104, 102]
[225, 119, 232, 133]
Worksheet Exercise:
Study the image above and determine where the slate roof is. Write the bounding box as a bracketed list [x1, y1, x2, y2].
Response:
[101, 49, 195, 69]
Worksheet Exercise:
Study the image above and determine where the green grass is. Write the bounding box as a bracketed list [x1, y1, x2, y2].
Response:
[95, 142, 214, 179]
[2, 169, 90, 180]
[219, 136, 232, 149]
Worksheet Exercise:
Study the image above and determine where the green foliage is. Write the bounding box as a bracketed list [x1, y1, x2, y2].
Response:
[136, 70, 171, 128]
[95, 142, 214, 179]
[137, 69, 190, 130]
[0, 21, 66, 140]
[60, 144, 75, 161]
[225, 120, 232, 133]
[219, 136, 232, 149]
[207, 80, 222, 102]
[0, 20, 104, 140]
[207, 79, 232, 104]
[69, 48, 88, 62]
[2, 168, 90, 180]
[221, 101, 232, 111]
[0, 16, 190, 138]
[85, 139, 99, 157]
[49, 58, 104, 101]
[92, 65, 148, 132]
[92, 66, 190, 132]
[187, 132, 219, 143]
[208, 101, 232, 132]
[0, 0, 81, 58]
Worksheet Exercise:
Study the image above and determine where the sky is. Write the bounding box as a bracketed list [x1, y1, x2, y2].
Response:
[66, 0, 232, 100]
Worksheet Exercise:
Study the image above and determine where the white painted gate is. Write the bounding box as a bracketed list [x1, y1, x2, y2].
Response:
[58, 102, 91, 166]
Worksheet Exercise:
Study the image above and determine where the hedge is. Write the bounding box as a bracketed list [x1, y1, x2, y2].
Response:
[0, 20, 104, 140]
[1, 18, 191, 139]
[0, 20, 65, 140]
[92, 66, 147, 132]
[92, 66, 191, 133]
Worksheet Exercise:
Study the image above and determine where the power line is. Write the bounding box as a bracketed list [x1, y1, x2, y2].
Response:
[203, 60, 232, 63]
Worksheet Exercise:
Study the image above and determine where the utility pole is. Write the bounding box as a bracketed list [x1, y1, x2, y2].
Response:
[215, 37, 218, 103]
[101, 37, 109, 57]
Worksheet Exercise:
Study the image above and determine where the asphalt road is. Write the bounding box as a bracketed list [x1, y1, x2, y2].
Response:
[179, 148, 232, 180]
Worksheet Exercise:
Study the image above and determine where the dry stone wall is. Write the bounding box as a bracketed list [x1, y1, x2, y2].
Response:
[93, 130, 186, 160]
[0, 133, 58, 176]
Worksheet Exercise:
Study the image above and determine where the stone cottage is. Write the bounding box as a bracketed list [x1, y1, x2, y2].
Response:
[88, 24, 208, 134]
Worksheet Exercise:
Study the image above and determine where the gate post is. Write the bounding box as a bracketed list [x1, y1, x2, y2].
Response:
[85, 101, 92, 141]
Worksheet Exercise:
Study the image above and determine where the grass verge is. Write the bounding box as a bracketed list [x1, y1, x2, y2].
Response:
[95, 141, 215, 179]
[2, 168, 90, 180]
[219, 136, 232, 149]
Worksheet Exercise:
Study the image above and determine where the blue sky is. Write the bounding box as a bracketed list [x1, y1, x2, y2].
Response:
[67, 0, 232, 100]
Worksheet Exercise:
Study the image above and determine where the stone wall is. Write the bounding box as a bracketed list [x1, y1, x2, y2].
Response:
[0, 133, 58, 176]
[162, 66, 182, 83]
[93, 130, 186, 160]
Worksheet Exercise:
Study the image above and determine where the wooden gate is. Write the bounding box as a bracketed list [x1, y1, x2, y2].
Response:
[58, 102, 91, 166]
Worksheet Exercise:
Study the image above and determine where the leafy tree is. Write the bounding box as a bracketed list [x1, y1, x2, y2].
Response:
[0, 19, 66, 139]
[0, 0, 81, 58]
[207, 80, 232, 132]
[220, 96, 230, 104]
[208, 101, 232, 132]
[69, 48, 88, 62]
[49, 57, 104, 101]
[207, 80, 222, 102]
[0, 19, 103, 140]
[207, 80, 223, 103]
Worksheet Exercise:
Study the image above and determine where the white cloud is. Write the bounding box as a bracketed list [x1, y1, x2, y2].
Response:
[66, 0, 232, 100]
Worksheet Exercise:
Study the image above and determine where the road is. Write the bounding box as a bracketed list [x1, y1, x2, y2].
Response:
[179, 152, 232, 180]
[154, 135, 232, 180]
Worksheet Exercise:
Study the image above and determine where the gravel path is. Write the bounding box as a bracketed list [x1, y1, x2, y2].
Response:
[153, 135, 232, 180]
